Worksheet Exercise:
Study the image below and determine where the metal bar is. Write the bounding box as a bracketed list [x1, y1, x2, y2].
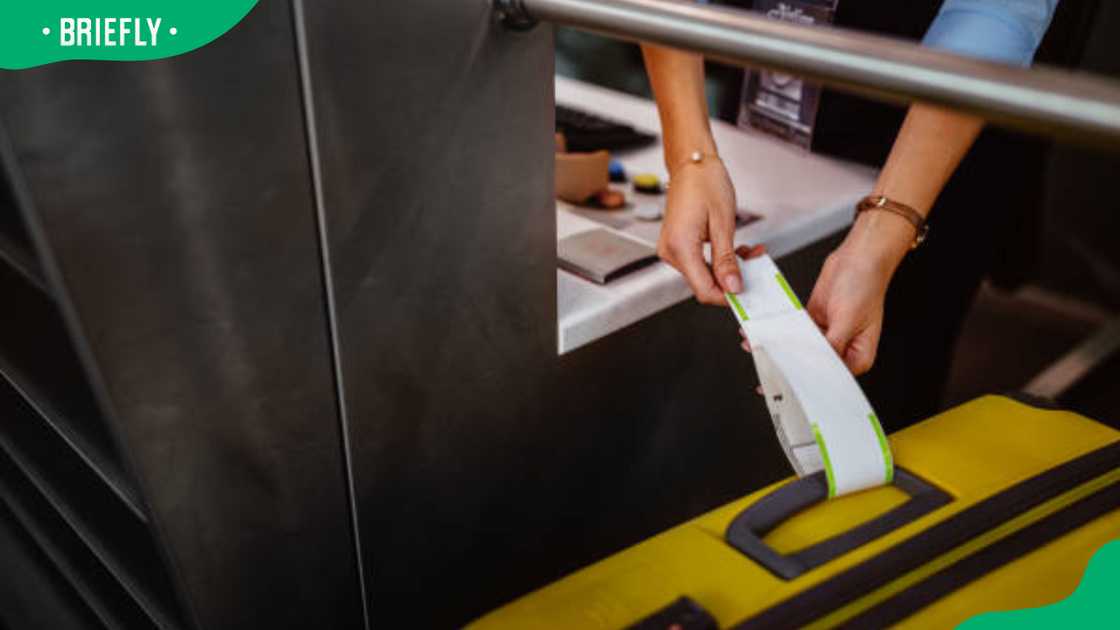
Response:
[290, 1, 372, 628]
[508, 0, 1120, 145]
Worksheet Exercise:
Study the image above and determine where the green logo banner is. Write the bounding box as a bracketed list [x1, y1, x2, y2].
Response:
[0, 1, 259, 69]
[959, 539, 1120, 628]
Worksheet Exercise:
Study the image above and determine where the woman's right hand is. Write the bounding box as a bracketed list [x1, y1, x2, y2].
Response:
[657, 158, 744, 305]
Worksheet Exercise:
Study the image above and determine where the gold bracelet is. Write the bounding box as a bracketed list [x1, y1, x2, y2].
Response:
[855, 194, 929, 249]
[670, 150, 721, 175]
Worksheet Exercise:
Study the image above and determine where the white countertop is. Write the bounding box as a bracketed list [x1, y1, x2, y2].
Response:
[556, 76, 877, 354]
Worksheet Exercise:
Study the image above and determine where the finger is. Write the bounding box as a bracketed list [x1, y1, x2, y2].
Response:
[738, 327, 752, 353]
[710, 216, 742, 294]
[807, 254, 837, 330]
[734, 244, 767, 260]
[670, 240, 725, 305]
[755, 385, 763, 396]
[806, 285, 829, 331]
[823, 314, 858, 363]
[842, 322, 881, 376]
[807, 299, 828, 330]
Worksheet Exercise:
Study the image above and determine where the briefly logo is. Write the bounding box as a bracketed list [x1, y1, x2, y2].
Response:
[0, 1, 259, 70]
[46, 18, 175, 48]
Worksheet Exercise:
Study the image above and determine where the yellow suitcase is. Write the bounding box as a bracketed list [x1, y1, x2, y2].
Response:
[471, 395, 1120, 629]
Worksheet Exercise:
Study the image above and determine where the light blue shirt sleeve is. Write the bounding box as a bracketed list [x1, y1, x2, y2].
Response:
[922, 0, 1059, 66]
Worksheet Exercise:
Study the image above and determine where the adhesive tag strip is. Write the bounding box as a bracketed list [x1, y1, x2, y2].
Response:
[726, 255, 893, 497]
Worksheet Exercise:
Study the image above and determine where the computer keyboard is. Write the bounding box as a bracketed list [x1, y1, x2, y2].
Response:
[556, 104, 657, 154]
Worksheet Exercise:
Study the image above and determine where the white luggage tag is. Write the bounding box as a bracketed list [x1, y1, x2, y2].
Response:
[727, 255, 893, 497]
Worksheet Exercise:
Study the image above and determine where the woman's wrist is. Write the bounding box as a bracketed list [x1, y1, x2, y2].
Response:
[840, 209, 916, 277]
[663, 130, 718, 177]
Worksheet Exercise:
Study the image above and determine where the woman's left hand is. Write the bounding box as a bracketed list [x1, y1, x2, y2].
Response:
[739, 212, 912, 376]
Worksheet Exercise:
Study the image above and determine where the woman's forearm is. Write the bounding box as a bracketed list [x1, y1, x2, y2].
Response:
[808, 103, 983, 373]
[876, 103, 984, 216]
[640, 44, 718, 172]
[640, 43, 745, 301]
[854, 103, 985, 271]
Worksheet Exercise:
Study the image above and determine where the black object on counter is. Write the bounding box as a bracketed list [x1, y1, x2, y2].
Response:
[557, 104, 657, 153]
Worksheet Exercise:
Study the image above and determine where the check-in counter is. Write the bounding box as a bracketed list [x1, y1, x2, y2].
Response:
[555, 76, 877, 352]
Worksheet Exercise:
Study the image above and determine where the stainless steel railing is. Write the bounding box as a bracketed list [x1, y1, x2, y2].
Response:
[497, 0, 1120, 145]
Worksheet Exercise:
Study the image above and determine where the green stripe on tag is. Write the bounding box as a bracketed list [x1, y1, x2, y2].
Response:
[868, 412, 894, 484]
[812, 423, 837, 498]
[774, 273, 803, 310]
[727, 292, 748, 321]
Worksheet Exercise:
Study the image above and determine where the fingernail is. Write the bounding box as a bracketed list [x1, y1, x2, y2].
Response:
[724, 274, 742, 294]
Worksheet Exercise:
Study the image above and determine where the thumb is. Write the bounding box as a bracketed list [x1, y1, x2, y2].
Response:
[823, 314, 858, 366]
[841, 322, 880, 376]
[710, 215, 742, 294]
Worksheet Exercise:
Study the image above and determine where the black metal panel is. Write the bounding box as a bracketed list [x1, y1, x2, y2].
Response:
[296, 2, 558, 624]
[0, 167, 46, 292]
[0, 454, 154, 629]
[300, 2, 794, 626]
[0, 504, 103, 630]
[0, 2, 363, 628]
[0, 379, 183, 628]
[0, 262, 140, 516]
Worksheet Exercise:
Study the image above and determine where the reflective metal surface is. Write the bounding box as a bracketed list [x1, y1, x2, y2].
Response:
[295, 2, 560, 624]
[0, 2, 849, 626]
[0, 2, 364, 627]
[515, 0, 1120, 144]
[300, 1, 799, 621]
[0, 503, 105, 630]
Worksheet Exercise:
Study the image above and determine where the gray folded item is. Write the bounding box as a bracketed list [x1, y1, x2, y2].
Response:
[557, 228, 658, 285]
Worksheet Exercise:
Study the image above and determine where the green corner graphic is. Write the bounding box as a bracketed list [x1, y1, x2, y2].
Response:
[958, 539, 1120, 628]
[0, 1, 259, 70]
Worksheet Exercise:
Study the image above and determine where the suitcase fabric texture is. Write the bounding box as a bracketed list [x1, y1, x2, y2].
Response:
[471, 395, 1120, 629]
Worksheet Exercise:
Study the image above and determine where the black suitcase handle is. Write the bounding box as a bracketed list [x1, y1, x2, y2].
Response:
[725, 468, 951, 580]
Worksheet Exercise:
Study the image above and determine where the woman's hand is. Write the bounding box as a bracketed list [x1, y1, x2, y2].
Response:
[805, 211, 913, 374]
[806, 246, 892, 375]
[640, 44, 746, 305]
[737, 211, 911, 375]
[657, 159, 743, 305]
